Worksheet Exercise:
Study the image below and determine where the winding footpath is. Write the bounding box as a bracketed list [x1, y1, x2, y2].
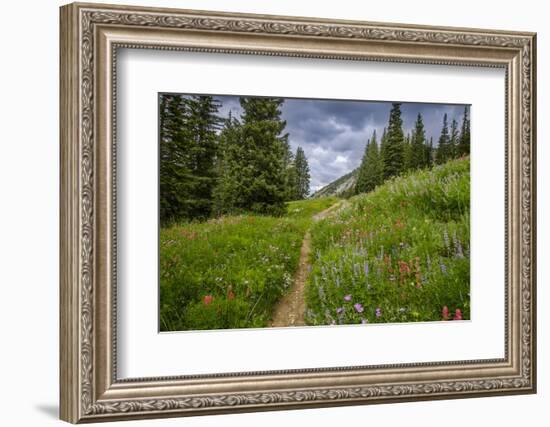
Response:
[268, 201, 348, 327]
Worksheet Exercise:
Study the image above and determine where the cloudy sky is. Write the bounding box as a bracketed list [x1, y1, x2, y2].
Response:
[213, 95, 469, 193]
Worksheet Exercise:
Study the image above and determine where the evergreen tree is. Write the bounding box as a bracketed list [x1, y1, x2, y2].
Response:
[379, 127, 388, 163]
[426, 137, 434, 168]
[355, 130, 383, 194]
[436, 113, 451, 164]
[212, 112, 242, 215]
[185, 95, 222, 219]
[458, 106, 471, 156]
[381, 103, 405, 179]
[159, 94, 221, 224]
[160, 94, 188, 224]
[449, 118, 459, 160]
[282, 142, 296, 201]
[403, 132, 413, 171]
[410, 113, 427, 170]
[215, 97, 289, 216]
[293, 146, 310, 199]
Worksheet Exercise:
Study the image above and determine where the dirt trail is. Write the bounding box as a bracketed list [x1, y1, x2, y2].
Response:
[269, 201, 349, 327]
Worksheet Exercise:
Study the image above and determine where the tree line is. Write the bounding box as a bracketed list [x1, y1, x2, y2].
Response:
[159, 95, 310, 225]
[355, 103, 470, 194]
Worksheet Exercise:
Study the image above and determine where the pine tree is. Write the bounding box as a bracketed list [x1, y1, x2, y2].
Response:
[379, 127, 388, 163]
[458, 106, 470, 156]
[381, 103, 405, 179]
[449, 118, 459, 160]
[355, 130, 383, 194]
[185, 95, 222, 219]
[292, 147, 310, 199]
[410, 113, 427, 170]
[426, 137, 434, 168]
[436, 113, 451, 164]
[212, 112, 242, 215]
[403, 132, 413, 171]
[284, 150, 298, 201]
[159, 94, 192, 224]
[214, 97, 289, 216]
[159, 94, 221, 224]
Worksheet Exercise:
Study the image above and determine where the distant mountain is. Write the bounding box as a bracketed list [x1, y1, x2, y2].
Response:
[311, 168, 358, 198]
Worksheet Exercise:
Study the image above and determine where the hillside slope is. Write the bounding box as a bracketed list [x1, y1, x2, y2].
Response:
[305, 158, 470, 325]
[311, 168, 358, 198]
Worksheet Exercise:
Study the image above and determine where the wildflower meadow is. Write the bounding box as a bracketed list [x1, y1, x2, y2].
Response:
[305, 157, 470, 325]
[158, 93, 470, 331]
[160, 198, 338, 331]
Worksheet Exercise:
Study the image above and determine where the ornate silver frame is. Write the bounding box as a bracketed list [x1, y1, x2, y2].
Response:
[60, 2, 537, 423]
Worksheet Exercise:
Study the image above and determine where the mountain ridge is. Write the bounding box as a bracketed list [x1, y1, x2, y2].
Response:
[311, 168, 358, 198]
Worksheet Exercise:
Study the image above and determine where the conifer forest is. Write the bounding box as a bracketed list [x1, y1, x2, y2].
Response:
[159, 94, 471, 331]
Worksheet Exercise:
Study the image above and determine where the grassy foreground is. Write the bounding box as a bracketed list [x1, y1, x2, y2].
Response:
[160, 197, 338, 331]
[305, 157, 470, 325]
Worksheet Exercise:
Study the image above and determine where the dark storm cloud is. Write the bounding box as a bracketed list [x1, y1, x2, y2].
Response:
[210, 94, 469, 193]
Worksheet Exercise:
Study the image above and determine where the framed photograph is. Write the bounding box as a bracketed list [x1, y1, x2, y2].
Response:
[60, 2, 537, 423]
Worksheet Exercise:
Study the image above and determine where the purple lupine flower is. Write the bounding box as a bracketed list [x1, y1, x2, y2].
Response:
[354, 303, 364, 313]
[456, 239, 464, 258]
[440, 262, 447, 274]
[443, 230, 450, 250]
[344, 294, 352, 301]
[375, 307, 382, 318]
[361, 318, 369, 324]
[364, 261, 369, 276]
[336, 307, 344, 315]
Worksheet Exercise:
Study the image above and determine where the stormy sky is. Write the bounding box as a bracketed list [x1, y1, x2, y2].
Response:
[213, 95, 469, 193]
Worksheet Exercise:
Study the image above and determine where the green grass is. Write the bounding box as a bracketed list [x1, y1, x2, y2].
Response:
[305, 158, 470, 326]
[160, 197, 338, 331]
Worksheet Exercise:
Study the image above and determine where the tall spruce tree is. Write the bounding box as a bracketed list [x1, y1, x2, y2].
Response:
[403, 132, 413, 171]
[185, 95, 222, 219]
[409, 113, 427, 170]
[355, 130, 383, 194]
[284, 147, 297, 201]
[436, 113, 451, 164]
[212, 112, 242, 215]
[449, 118, 459, 160]
[293, 147, 310, 199]
[458, 106, 471, 156]
[426, 137, 434, 168]
[159, 94, 191, 224]
[381, 103, 405, 179]
[159, 94, 222, 224]
[215, 97, 289, 216]
[379, 127, 388, 163]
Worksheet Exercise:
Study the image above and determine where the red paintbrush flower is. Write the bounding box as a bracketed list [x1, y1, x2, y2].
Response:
[453, 309, 463, 321]
[398, 260, 410, 274]
[442, 306, 450, 320]
[203, 295, 213, 305]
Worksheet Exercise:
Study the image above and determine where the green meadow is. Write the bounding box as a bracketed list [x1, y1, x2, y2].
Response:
[160, 197, 338, 331]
